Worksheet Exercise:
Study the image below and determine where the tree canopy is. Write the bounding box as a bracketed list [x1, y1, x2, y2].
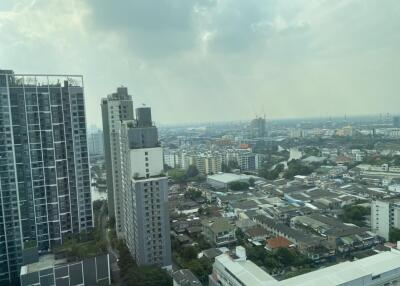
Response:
[186, 165, 199, 178]
[339, 205, 369, 227]
[283, 160, 313, 179]
[259, 164, 284, 180]
[228, 181, 249, 191]
[117, 240, 172, 286]
[389, 228, 400, 243]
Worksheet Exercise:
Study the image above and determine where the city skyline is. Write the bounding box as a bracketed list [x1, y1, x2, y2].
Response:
[1, 0, 400, 126]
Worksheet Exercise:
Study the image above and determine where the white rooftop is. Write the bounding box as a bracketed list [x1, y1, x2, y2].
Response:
[216, 254, 276, 286]
[278, 250, 400, 286]
[216, 249, 400, 286]
[207, 173, 257, 184]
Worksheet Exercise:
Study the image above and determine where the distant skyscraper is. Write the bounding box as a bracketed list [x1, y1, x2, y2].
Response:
[393, 116, 400, 128]
[0, 70, 92, 284]
[101, 87, 134, 237]
[88, 130, 104, 157]
[121, 107, 172, 267]
[250, 116, 266, 138]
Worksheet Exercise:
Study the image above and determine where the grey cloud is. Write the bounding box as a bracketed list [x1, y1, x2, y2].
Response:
[1, 0, 400, 126]
[85, 0, 215, 57]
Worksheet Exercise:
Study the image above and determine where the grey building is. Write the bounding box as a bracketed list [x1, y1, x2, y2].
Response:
[201, 217, 237, 247]
[250, 116, 266, 138]
[101, 87, 134, 237]
[20, 254, 111, 286]
[88, 130, 104, 157]
[394, 116, 400, 128]
[122, 107, 172, 267]
[0, 70, 93, 284]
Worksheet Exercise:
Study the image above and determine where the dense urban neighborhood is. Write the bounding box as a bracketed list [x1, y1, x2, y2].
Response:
[88, 108, 400, 285]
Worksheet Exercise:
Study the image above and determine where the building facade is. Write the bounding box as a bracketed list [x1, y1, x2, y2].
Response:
[201, 217, 237, 247]
[122, 107, 172, 267]
[88, 130, 104, 157]
[101, 87, 134, 237]
[210, 248, 400, 286]
[371, 199, 400, 240]
[0, 71, 93, 284]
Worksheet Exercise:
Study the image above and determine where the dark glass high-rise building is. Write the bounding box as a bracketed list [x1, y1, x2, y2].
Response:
[0, 70, 93, 284]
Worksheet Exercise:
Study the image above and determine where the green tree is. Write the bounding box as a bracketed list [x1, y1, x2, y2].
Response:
[198, 206, 211, 216]
[184, 257, 212, 284]
[169, 168, 187, 183]
[228, 181, 249, 191]
[181, 246, 198, 261]
[228, 160, 240, 170]
[389, 227, 400, 243]
[259, 164, 284, 180]
[186, 165, 199, 178]
[264, 256, 281, 270]
[276, 248, 295, 267]
[249, 177, 255, 187]
[185, 189, 202, 200]
[339, 205, 370, 227]
[236, 228, 246, 244]
[284, 160, 313, 179]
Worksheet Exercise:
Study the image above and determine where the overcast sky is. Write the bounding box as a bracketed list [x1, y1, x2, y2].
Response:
[1, 0, 399, 127]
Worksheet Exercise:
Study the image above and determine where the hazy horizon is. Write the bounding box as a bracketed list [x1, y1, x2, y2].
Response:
[1, 0, 399, 126]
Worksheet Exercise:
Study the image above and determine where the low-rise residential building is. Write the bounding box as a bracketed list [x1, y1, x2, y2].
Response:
[252, 215, 333, 261]
[201, 217, 237, 247]
[209, 247, 276, 286]
[265, 236, 293, 252]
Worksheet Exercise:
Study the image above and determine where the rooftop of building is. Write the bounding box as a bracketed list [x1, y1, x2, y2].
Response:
[245, 226, 269, 238]
[20, 254, 67, 275]
[201, 217, 235, 233]
[215, 249, 400, 286]
[278, 249, 400, 286]
[207, 173, 259, 184]
[202, 248, 224, 259]
[172, 269, 202, 286]
[215, 253, 277, 286]
[266, 236, 293, 249]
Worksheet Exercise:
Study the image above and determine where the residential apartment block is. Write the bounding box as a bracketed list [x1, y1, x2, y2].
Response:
[0, 70, 92, 284]
[371, 199, 400, 240]
[122, 107, 172, 267]
[101, 87, 134, 237]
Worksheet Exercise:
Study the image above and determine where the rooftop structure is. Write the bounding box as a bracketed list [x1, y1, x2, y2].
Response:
[211, 248, 400, 286]
[172, 269, 202, 286]
[207, 173, 261, 189]
[20, 254, 111, 286]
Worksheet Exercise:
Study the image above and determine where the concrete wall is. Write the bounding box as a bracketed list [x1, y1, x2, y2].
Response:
[130, 147, 164, 178]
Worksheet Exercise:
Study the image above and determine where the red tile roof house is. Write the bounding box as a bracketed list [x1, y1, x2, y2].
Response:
[265, 236, 294, 252]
